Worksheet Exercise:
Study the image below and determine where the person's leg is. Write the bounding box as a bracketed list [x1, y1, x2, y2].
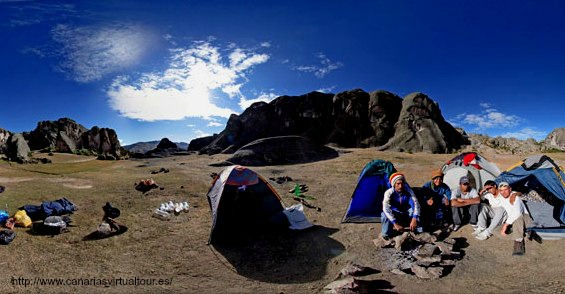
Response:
[451, 206, 463, 225]
[485, 207, 507, 234]
[381, 212, 394, 238]
[469, 203, 481, 225]
[477, 205, 493, 230]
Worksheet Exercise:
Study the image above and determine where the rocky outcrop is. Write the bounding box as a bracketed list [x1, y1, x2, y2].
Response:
[467, 134, 540, 155]
[213, 136, 339, 166]
[144, 137, 190, 158]
[187, 135, 217, 152]
[363, 90, 403, 146]
[377, 92, 469, 153]
[17, 118, 123, 160]
[6, 133, 31, 163]
[196, 89, 414, 155]
[0, 128, 12, 154]
[198, 91, 336, 155]
[81, 126, 123, 159]
[26, 118, 87, 152]
[544, 128, 565, 151]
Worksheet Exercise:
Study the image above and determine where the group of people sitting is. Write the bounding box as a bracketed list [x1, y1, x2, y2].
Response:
[380, 170, 539, 255]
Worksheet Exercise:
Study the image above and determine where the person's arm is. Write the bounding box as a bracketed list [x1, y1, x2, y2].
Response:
[382, 188, 400, 228]
[408, 190, 420, 231]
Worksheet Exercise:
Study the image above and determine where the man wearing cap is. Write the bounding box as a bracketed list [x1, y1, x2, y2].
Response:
[381, 172, 421, 240]
[450, 176, 481, 231]
[498, 182, 532, 255]
[421, 169, 452, 230]
[474, 180, 507, 240]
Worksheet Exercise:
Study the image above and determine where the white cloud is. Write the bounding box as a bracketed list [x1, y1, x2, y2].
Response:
[261, 42, 271, 48]
[207, 121, 224, 127]
[293, 52, 343, 78]
[316, 86, 336, 93]
[194, 130, 211, 138]
[108, 41, 270, 121]
[51, 23, 153, 83]
[499, 128, 546, 141]
[456, 103, 522, 130]
[238, 92, 278, 110]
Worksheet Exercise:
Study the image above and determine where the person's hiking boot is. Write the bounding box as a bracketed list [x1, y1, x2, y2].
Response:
[512, 240, 525, 256]
[472, 226, 486, 236]
[527, 230, 543, 244]
[475, 230, 491, 241]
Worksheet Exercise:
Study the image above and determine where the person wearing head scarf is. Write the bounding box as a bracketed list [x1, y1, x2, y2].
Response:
[421, 169, 452, 230]
[380, 172, 421, 240]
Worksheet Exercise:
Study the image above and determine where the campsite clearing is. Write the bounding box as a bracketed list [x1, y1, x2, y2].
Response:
[0, 150, 564, 293]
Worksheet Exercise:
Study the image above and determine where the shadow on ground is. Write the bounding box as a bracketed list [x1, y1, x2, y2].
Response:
[212, 225, 345, 283]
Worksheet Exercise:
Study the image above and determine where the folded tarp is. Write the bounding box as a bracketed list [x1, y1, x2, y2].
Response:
[20, 198, 77, 221]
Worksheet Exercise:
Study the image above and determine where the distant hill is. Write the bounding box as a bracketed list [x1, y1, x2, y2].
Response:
[123, 141, 188, 153]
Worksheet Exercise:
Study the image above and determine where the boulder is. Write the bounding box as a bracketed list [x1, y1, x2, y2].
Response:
[327, 89, 371, 147]
[27, 118, 87, 151]
[544, 128, 565, 151]
[378, 92, 469, 153]
[156, 137, 177, 149]
[188, 134, 217, 151]
[81, 126, 123, 159]
[6, 133, 31, 163]
[144, 137, 189, 158]
[0, 128, 12, 154]
[363, 90, 403, 146]
[216, 136, 339, 166]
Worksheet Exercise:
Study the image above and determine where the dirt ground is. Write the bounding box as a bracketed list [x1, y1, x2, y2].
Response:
[0, 149, 564, 293]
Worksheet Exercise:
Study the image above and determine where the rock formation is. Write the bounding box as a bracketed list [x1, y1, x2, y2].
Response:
[194, 89, 452, 155]
[0, 128, 12, 154]
[544, 128, 565, 151]
[377, 92, 469, 153]
[6, 133, 31, 163]
[9, 118, 125, 160]
[144, 138, 190, 158]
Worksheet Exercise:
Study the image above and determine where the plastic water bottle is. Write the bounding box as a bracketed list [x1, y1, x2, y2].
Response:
[152, 209, 171, 221]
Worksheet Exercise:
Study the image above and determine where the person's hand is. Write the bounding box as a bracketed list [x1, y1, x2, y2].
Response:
[393, 223, 403, 231]
[501, 224, 508, 236]
[443, 197, 449, 206]
[427, 198, 434, 206]
[409, 218, 418, 231]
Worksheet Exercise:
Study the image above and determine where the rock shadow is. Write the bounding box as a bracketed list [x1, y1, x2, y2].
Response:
[212, 225, 344, 284]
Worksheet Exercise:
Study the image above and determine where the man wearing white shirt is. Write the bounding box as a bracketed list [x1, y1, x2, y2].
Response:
[498, 182, 532, 256]
[474, 180, 507, 240]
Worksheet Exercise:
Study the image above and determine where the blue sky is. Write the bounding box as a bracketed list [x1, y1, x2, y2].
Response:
[1, 1, 563, 145]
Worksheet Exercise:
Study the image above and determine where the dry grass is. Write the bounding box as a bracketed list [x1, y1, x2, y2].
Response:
[0, 150, 564, 293]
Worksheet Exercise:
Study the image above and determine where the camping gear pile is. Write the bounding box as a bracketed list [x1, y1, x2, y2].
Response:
[152, 201, 190, 221]
[0, 198, 78, 243]
[135, 178, 160, 193]
[97, 202, 125, 238]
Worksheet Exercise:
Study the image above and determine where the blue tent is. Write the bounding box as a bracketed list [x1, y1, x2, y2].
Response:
[342, 160, 396, 223]
[495, 155, 565, 239]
